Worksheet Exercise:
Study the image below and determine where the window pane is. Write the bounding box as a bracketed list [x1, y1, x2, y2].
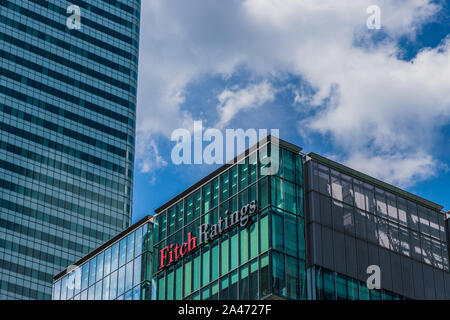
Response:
[125, 261, 133, 292]
[167, 268, 174, 300]
[102, 275, 110, 300]
[104, 248, 111, 276]
[260, 254, 270, 298]
[285, 213, 297, 256]
[272, 251, 285, 297]
[127, 233, 135, 262]
[184, 258, 192, 297]
[111, 243, 119, 272]
[221, 237, 229, 275]
[96, 253, 104, 282]
[240, 226, 249, 264]
[249, 259, 259, 300]
[211, 240, 219, 281]
[260, 212, 269, 252]
[272, 213, 284, 252]
[202, 246, 210, 287]
[119, 238, 127, 267]
[117, 266, 125, 296]
[89, 258, 97, 286]
[175, 264, 183, 300]
[286, 256, 298, 299]
[250, 217, 259, 259]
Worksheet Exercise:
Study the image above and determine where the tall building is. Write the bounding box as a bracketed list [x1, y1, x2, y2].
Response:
[0, 0, 140, 299]
[52, 137, 450, 300]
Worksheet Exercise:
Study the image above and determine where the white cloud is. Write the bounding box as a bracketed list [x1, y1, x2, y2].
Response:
[216, 81, 276, 128]
[344, 152, 439, 188]
[136, 137, 168, 174]
[137, 0, 450, 186]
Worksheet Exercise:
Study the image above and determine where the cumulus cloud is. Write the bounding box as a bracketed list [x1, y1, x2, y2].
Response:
[216, 81, 276, 128]
[137, 0, 450, 187]
[136, 137, 168, 174]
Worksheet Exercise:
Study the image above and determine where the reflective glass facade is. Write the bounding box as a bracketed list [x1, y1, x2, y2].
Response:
[52, 217, 152, 301]
[305, 154, 450, 299]
[151, 142, 305, 300]
[53, 138, 450, 300]
[0, 0, 140, 299]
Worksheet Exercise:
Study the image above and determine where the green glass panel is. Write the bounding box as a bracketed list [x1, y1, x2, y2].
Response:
[212, 178, 219, 208]
[272, 251, 286, 297]
[286, 256, 298, 299]
[158, 275, 165, 300]
[231, 166, 238, 196]
[250, 217, 259, 259]
[347, 278, 358, 300]
[230, 270, 238, 299]
[271, 213, 284, 252]
[260, 253, 270, 298]
[271, 177, 283, 209]
[359, 281, 370, 300]
[220, 276, 229, 300]
[259, 177, 269, 208]
[220, 238, 229, 275]
[202, 287, 210, 300]
[298, 217, 305, 259]
[260, 213, 269, 253]
[168, 206, 176, 235]
[203, 183, 211, 214]
[239, 159, 248, 190]
[370, 289, 381, 300]
[194, 190, 201, 220]
[167, 269, 174, 300]
[284, 180, 296, 213]
[211, 240, 219, 281]
[176, 202, 184, 231]
[175, 264, 182, 300]
[221, 172, 229, 202]
[185, 195, 193, 224]
[323, 270, 335, 300]
[296, 155, 303, 186]
[285, 213, 297, 256]
[240, 226, 249, 265]
[202, 246, 210, 287]
[212, 281, 219, 297]
[193, 253, 201, 291]
[282, 149, 295, 182]
[299, 260, 307, 300]
[296, 186, 304, 216]
[230, 229, 238, 270]
[249, 151, 257, 184]
[184, 259, 192, 297]
[336, 274, 347, 300]
[249, 259, 259, 300]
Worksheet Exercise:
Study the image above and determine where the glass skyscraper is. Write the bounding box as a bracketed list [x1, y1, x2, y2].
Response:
[0, 0, 141, 299]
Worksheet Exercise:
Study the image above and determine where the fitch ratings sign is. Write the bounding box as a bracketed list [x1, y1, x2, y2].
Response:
[159, 200, 258, 269]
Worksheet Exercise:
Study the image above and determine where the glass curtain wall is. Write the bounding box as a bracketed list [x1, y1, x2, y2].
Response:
[152, 143, 306, 300]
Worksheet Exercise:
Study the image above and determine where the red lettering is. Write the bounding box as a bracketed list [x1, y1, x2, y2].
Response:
[180, 243, 188, 256]
[159, 246, 169, 269]
[160, 234, 198, 269]
[187, 232, 196, 252]
[174, 244, 180, 260]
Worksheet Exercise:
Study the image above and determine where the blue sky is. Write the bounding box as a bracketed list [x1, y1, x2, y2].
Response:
[133, 0, 450, 222]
